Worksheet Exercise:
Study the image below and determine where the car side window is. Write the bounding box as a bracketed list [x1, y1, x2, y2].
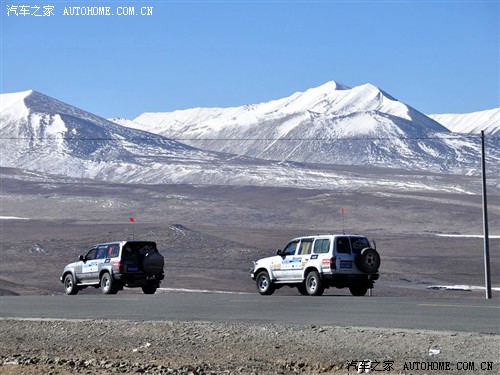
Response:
[96, 246, 108, 259]
[313, 239, 330, 254]
[336, 237, 351, 254]
[298, 239, 313, 255]
[107, 244, 119, 258]
[85, 248, 97, 260]
[282, 241, 298, 256]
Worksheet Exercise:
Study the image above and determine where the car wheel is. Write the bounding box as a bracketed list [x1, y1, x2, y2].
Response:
[305, 271, 324, 296]
[356, 248, 381, 274]
[256, 271, 275, 295]
[349, 284, 369, 296]
[297, 283, 308, 296]
[100, 272, 118, 295]
[142, 285, 157, 294]
[63, 274, 78, 295]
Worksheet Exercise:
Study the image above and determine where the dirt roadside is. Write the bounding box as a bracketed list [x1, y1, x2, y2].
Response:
[0, 318, 498, 374]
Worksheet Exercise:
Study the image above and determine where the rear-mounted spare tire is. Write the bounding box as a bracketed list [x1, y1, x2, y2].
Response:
[355, 248, 380, 274]
[142, 252, 164, 274]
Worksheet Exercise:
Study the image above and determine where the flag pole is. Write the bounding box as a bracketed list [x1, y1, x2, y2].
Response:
[341, 208, 345, 234]
[130, 217, 135, 241]
[481, 131, 491, 299]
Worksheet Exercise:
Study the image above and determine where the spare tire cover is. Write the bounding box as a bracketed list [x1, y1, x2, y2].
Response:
[356, 248, 380, 274]
[142, 252, 164, 274]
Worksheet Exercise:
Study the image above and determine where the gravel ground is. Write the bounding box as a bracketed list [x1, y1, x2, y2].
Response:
[0, 318, 498, 374]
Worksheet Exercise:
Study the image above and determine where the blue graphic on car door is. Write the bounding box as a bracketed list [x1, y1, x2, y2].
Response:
[274, 241, 299, 280]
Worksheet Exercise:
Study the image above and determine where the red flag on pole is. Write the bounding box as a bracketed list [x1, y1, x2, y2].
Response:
[130, 217, 135, 223]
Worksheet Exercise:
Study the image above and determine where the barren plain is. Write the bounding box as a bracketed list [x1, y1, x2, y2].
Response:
[1, 166, 499, 374]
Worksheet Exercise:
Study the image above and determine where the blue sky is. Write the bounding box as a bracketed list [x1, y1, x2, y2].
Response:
[1, 0, 499, 119]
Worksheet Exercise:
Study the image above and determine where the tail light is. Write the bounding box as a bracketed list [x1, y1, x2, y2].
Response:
[330, 257, 336, 270]
[112, 261, 125, 273]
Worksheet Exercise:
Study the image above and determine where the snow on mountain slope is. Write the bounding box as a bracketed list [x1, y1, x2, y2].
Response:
[429, 108, 500, 136]
[122, 81, 497, 174]
[0, 90, 227, 182]
[2, 90, 489, 193]
[127, 81, 445, 137]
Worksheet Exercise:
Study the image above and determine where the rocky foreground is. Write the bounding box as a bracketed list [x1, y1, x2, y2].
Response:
[0, 318, 498, 374]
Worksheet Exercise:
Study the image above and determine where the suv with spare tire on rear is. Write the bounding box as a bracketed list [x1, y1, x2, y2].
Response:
[61, 241, 164, 295]
[250, 234, 380, 296]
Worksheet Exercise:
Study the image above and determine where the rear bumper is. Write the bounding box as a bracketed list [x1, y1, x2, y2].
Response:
[322, 273, 379, 288]
[113, 272, 164, 285]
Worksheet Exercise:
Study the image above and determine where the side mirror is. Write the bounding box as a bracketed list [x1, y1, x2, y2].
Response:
[78, 255, 85, 261]
[276, 249, 283, 256]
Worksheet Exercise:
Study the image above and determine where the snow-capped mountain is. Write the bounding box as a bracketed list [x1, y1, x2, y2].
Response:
[121, 81, 498, 174]
[1, 84, 498, 190]
[429, 108, 500, 136]
[0, 90, 226, 182]
[4, 89, 459, 191]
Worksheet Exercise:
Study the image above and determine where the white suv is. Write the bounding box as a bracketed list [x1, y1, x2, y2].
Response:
[61, 241, 164, 295]
[250, 234, 380, 296]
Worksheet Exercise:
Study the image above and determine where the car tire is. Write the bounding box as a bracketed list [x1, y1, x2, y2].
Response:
[100, 272, 118, 295]
[356, 248, 380, 274]
[63, 273, 78, 295]
[142, 285, 157, 294]
[256, 271, 275, 295]
[305, 271, 324, 296]
[142, 252, 164, 275]
[297, 283, 308, 296]
[349, 284, 369, 296]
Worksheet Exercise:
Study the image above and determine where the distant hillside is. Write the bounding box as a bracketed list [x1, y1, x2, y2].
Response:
[3, 89, 464, 191]
[120, 81, 498, 174]
[2, 84, 499, 187]
[429, 108, 500, 136]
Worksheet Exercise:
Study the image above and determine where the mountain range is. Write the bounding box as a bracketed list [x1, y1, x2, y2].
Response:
[0, 89, 423, 190]
[0, 90, 223, 183]
[429, 108, 500, 136]
[115, 81, 499, 174]
[1, 82, 499, 189]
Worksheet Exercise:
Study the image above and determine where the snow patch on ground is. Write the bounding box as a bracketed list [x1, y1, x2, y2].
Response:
[435, 234, 500, 239]
[427, 285, 500, 292]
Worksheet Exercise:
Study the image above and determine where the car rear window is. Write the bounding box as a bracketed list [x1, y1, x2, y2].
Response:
[122, 242, 158, 259]
[350, 237, 370, 254]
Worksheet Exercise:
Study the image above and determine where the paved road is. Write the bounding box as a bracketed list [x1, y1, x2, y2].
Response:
[1, 293, 498, 334]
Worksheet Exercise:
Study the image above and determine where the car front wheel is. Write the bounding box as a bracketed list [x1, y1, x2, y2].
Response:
[64, 274, 78, 295]
[256, 271, 275, 295]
